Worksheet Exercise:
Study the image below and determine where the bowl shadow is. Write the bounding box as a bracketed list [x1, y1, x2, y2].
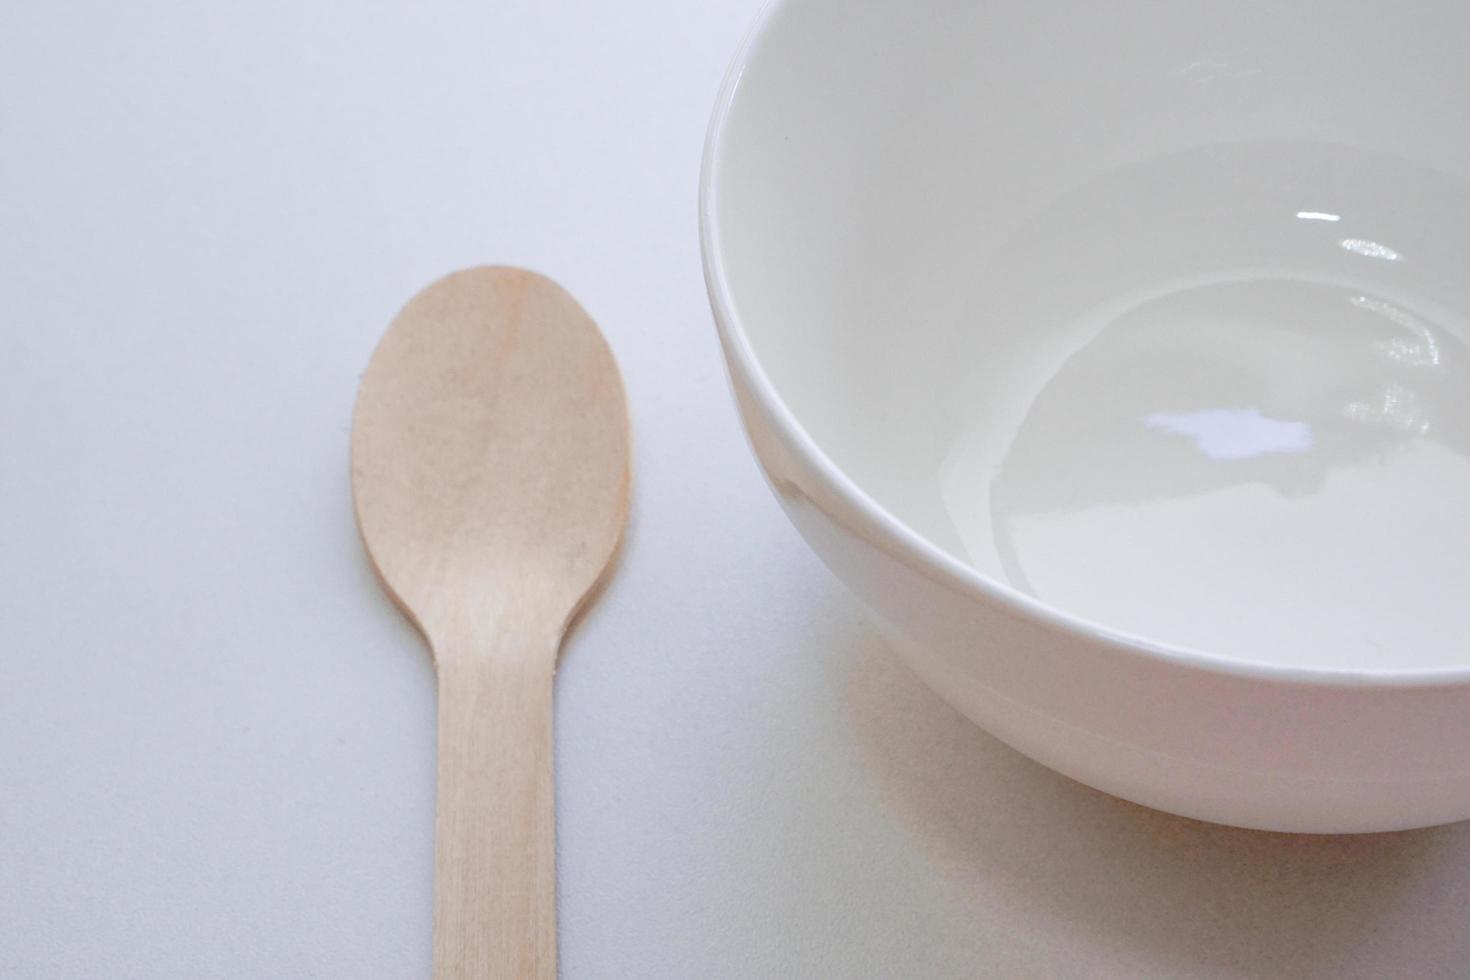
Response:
[841, 626, 1470, 978]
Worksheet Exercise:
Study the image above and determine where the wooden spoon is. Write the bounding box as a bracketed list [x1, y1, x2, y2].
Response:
[350, 266, 630, 979]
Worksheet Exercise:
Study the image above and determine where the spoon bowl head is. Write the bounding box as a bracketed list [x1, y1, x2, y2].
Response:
[351, 266, 630, 654]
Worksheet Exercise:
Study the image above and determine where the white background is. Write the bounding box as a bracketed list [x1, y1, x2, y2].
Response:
[5, 1, 1470, 977]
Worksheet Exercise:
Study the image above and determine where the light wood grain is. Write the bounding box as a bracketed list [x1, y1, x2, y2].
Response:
[351, 266, 630, 979]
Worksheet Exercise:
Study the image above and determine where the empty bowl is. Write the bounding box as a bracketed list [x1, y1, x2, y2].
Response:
[701, 0, 1470, 832]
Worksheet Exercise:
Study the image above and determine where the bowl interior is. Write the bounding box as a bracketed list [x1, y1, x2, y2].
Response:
[710, 0, 1470, 671]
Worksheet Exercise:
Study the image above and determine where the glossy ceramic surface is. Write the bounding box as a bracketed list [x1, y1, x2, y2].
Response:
[702, 0, 1470, 831]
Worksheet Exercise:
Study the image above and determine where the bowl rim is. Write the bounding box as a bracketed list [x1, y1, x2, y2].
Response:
[698, 0, 1470, 689]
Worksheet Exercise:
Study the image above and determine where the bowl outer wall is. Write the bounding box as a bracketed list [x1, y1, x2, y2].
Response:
[710, 301, 1470, 833]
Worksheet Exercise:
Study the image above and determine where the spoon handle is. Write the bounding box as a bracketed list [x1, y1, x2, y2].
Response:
[433, 646, 557, 979]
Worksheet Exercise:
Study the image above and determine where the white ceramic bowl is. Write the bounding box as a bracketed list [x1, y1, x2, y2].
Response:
[701, 0, 1470, 832]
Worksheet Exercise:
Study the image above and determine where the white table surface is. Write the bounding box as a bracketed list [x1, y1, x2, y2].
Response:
[4, 2, 1470, 977]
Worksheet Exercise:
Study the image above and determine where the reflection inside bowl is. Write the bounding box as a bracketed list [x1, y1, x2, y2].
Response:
[937, 142, 1470, 670]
